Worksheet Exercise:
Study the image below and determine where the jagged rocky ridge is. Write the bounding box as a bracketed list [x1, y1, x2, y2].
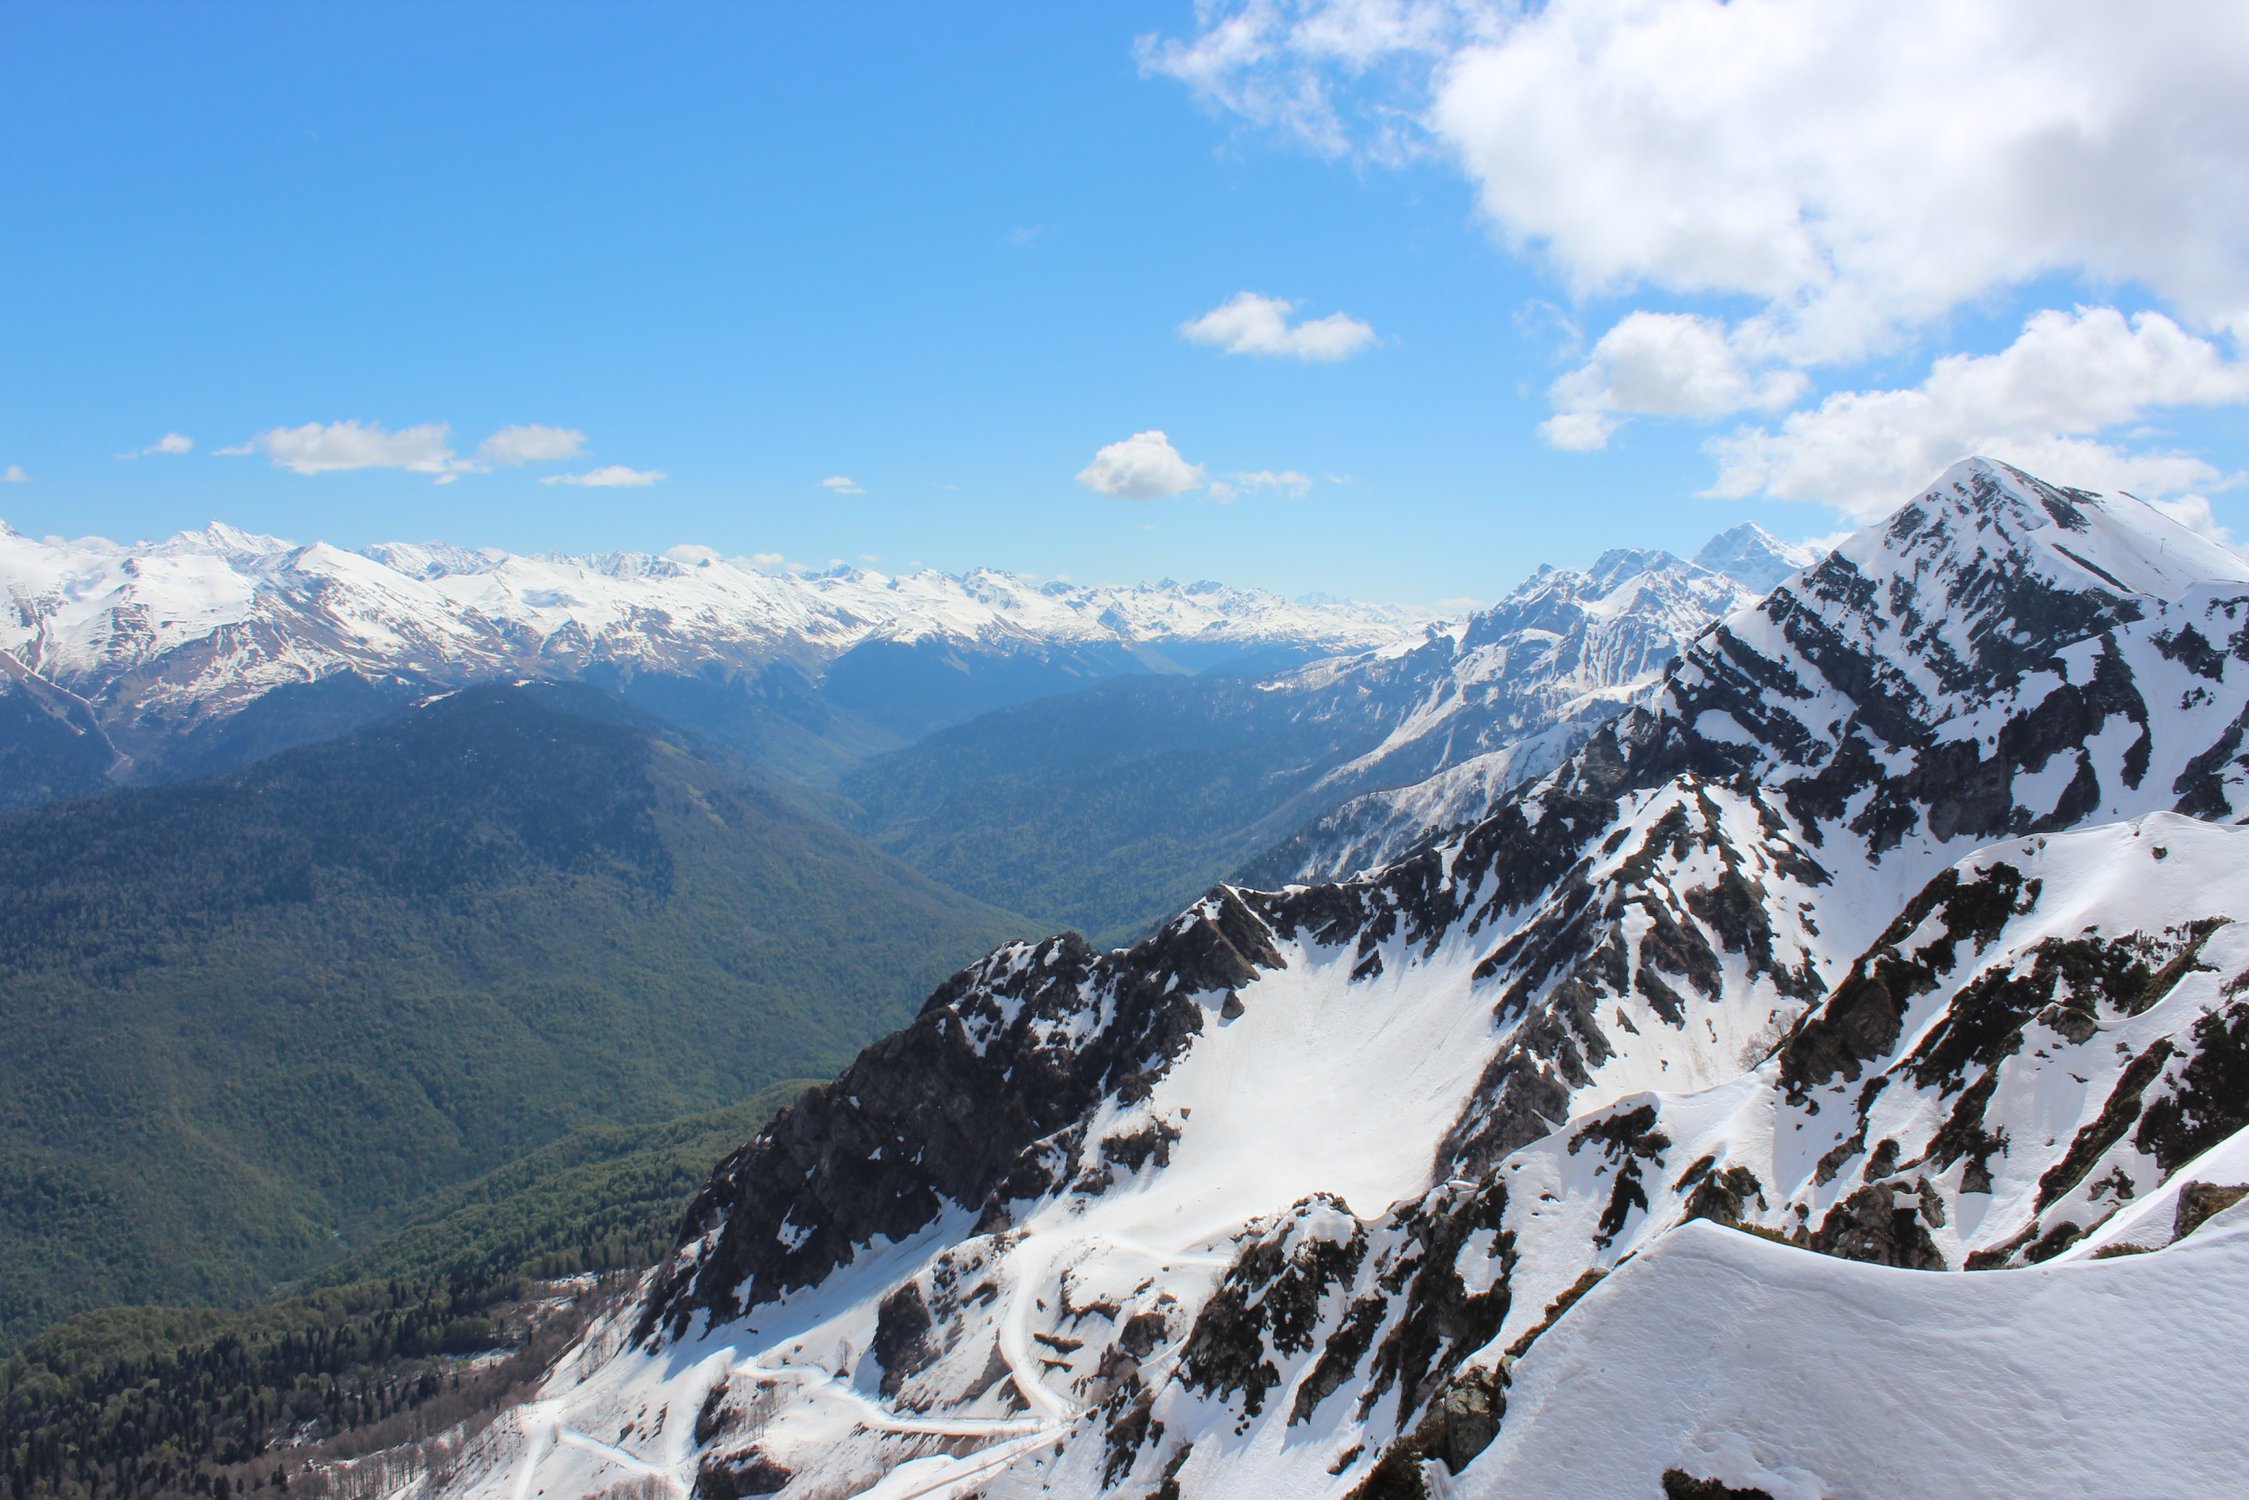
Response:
[1244, 526, 1811, 885]
[442, 460, 2249, 1499]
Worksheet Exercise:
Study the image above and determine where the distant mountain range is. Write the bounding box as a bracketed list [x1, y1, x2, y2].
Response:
[0, 513, 1818, 946]
[430, 460, 2249, 1500]
[0, 521, 1431, 804]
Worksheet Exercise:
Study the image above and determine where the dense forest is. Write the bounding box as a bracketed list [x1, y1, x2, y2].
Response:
[0, 685, 1027, 1347]
[1, 1083, 809, 1499]
[843, 668, 1396, 942]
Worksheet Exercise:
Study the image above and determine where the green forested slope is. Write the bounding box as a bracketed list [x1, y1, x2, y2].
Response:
[840, 671, 1392, 944]
[0, 685, 1025, 1349]
[0, 1083, 813, 1499]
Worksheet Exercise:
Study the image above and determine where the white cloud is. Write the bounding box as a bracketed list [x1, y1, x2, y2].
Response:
[1147, 0, 2249, 356]
[1705, 307, 2249, 517]
[476, 424, 585, 466]
[1181, 291, 1379, 362]
[214, 442, 254, 457]
[1544, 312, 1808, 448]
[2148, 494, 2233, 544]
[116, 432, 194, 459]
[819, 475, 865, 495]
[1076, 429, 1209, 500]
[1536, 410, 1618, 453]
[1, 464, 27, 484]
[251, 420, 456, 475]
[539, 464, 666, 488]
[750, 551, 787, 569]
[1233, 467, 1315, 496]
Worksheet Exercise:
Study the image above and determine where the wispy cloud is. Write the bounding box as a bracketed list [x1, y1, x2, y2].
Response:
[540, 464, 666, 488]
[116, 432, 194, 460]
[1, 465, 28, 484]
[1209, 468, 1315, 501]
[226, 419, 620, 483]
[1181, 291, 1377, 362]
[819, 475, 865, 495]
[475, 424, 586, 466]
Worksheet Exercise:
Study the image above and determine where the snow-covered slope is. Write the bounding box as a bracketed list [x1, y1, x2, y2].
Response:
[1248, 530, 1811, 884]
[426, 460, 2249, 1500]
[1463, 1211, 2249, 1499]
[0, 519, 1430, 791]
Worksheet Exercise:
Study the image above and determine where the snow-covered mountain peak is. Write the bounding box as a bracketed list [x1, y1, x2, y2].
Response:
[1691, 519, 1820, 594]
[149, 519, 292, 559]
[1848, 455, 2249, 607]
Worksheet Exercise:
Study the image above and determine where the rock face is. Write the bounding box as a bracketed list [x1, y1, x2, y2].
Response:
[438, 460, 2249, 1500]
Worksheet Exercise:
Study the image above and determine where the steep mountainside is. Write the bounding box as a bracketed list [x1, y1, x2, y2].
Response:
[849, 533, 1798, 941]
[1246, 525, 1814, 884]
[0, 520, 1426, 805]
[434, 460, 2249, 1500]
[0, 685, 1026, 1349]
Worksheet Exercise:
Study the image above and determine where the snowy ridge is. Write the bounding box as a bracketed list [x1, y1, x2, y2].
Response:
[1249, 537, 1795, 884]
[0, 521, 1431, 758]
[429, 460, 2249, 1500]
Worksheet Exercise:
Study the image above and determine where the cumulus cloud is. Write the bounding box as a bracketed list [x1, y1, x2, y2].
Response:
[249, 420, 457, 475]
[1076, 429, 1208, 500]
[1543, 312, 1809, 448]
[475, 424, 585, 466]
[1, 464, 27, 484]
[819, 475, 865, 495]
[1145, 0, 2249, 355]
[1181, 291, 1378, 361]
[1705, 308, 2249, 518]
[116, 432, 194, 459]
[540, 465, 666, 488]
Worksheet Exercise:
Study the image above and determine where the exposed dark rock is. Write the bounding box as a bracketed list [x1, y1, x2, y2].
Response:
[1180, 1197, 1368, 1419]
[2174, 1181, 2249, 1242]
[1810, 1183, 1946, 1270]
[692, 1446, 793, 1499]
[871, 1281, 937, 1398]
[1359, 1178, 1515, 1426]
[1663, 1472, 1776, 1500]
[692, 1377, 730, 1446]
[2138, 1003, 2249, 1173]
[2039, 1040, 2177, 1209]
[1675, 1157, 1769, 1227]
[1569, 1104, 1672, 1247]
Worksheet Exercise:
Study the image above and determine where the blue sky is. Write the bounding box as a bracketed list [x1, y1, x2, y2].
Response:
[4, 2, 2246, 604]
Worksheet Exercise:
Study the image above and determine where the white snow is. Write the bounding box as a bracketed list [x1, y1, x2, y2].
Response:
[1463, 1216, 2249, 1499]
